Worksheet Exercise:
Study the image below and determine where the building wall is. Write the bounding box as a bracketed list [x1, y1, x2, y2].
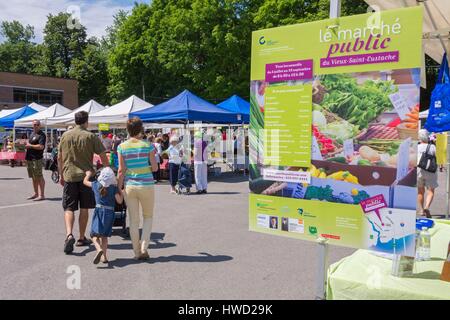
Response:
[0, 72, 78, 110]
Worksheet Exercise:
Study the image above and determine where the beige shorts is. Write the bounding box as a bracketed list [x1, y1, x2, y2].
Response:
[124, 185, 155, 218]
[417, 168, 438, 189]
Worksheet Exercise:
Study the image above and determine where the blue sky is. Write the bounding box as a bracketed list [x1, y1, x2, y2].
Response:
[0, 0, 149, 42]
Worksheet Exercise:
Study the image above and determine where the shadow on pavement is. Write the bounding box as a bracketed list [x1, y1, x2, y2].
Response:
[110, 231, 177, 250]
[111, 252, 233, 268]
[44, 197, 63, 202]
[150, 252, 233, 264]
[71, 247, 96, 256]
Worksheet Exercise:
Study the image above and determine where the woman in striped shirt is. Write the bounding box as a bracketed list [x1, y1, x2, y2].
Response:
[117, 118, 158, 260]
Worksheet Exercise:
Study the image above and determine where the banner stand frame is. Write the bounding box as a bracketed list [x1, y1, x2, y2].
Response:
[315, 237, 329, 300]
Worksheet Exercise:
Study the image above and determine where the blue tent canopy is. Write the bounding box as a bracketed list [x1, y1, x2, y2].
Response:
[217, 95, 249, 124]
[0, 106, 38, 129]
[130, 90, 241, 124]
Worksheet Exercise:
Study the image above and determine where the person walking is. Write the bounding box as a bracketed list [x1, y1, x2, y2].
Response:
[83, 167, 123, 264]
[161, 133, 170, 151]
[25, 120, 46, 201]
[58, 111, 108, 254]
[194, 131, 208, 194]
[117, 117, 158, 260]
[417, 129, 438, 218]
[167, 135, 183, 194]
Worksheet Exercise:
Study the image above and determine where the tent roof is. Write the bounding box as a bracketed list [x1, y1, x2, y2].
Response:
[131, 90, 241, 124]
[0, 106, 38, 128]
[0, 102, 46, 119]
[88, 95, 153, 124]
[0, 108, 21, 119]
[15, 103, 71, 126]
[217, 95, 250, 123]
[47, 100, 105, 127]
[29, 102, 47, 111]
[364, 0, 450, 64]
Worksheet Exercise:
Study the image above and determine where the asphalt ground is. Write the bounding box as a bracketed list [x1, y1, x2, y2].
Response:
[0, 164, 356, 300]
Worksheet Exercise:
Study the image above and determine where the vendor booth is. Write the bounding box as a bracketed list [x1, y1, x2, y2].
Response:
[0, 105, 39, 129]
[83, 95, 153, 126]
[130, 89, 242, 124]
[14, 103, 71, 127]
[46, 100, 105, 128]
[217, 95, 250, 124]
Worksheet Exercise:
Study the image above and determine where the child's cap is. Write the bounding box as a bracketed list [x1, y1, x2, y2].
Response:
[98, 167, 117, 188]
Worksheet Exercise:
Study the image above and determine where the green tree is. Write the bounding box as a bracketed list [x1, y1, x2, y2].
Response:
[69, 41, 109, 105]
[0, 21, 38, 73]
[42, 13, 88, 78]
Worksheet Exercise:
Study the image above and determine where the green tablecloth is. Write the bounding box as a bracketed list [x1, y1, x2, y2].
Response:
[327, 220, 450, 300]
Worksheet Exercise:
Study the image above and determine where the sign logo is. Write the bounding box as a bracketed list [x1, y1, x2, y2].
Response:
[309, 226, 318, 235]
[259, 36, 266, 45]
[297, 208, 304, 216]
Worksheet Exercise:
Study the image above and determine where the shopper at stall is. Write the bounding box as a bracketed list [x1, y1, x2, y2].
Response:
[167, 135, 183, 193]
[194, 130, 208, 194]
[117, 117, 158, 260]
[161, 133, 170, 151]
[25, 120, 46, 201]
[100, 132, 113, 152]
[417, 129, 438, 218]
[58, 111, 108, 254]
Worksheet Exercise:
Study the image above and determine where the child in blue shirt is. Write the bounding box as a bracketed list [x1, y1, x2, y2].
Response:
[84, 167, 123, 264]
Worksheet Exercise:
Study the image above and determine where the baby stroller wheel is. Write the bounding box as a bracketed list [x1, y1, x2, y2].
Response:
[51, 170, 59, 183]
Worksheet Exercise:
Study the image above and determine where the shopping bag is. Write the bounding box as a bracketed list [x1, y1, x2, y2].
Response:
[425, 53, 450, 133]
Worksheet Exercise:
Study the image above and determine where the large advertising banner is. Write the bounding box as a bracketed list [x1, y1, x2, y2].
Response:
[249, 7, 422, 256]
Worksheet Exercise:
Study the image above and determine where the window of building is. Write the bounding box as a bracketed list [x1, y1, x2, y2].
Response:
[13, 88, 64, 106]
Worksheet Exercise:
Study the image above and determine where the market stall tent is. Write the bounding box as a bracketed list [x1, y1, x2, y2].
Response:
[29, 102, 47, 112]
[0, 102, 46, 119]
[0, 106, 38, 128]
[217, 95, 250, 124]
[131, 89, 241, 124]
[14, 103, 71, 127]
[46, 100, 105, 127]
[86, 95, 153, 125]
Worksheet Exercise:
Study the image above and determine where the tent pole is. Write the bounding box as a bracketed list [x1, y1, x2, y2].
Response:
[13, 124, 16, 151]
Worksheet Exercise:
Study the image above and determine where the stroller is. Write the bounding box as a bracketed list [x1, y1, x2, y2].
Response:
[175, 162, 192, 195]
[93, 169, 128, 236]
[44, 147, 59, 183]
[113, 197, 128, 236]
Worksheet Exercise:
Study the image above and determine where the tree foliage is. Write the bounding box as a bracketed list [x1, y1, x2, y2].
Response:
[0, 1, 370, 105]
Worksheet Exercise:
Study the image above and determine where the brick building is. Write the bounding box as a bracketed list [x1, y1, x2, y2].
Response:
[0, 72, 78, 111]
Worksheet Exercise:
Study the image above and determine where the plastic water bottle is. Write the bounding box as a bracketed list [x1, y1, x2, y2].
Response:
[419, 227, 431, 261]
[415, 229, 422, 261]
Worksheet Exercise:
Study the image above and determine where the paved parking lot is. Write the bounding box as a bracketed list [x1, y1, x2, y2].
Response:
[0, 164, 356, 299]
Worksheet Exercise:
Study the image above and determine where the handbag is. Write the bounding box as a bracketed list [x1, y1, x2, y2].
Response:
[418, 144, 437, 173]
[425, 53, 450, 133]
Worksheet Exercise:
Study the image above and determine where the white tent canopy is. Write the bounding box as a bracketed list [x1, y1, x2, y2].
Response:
[46, 100, 105, 128]
[86, 95, 153, 125]
[14, 103, 71, 127]
[29, 102, 47, 112]
[0, 102, 47, 119]
[364, 0, 450, 64]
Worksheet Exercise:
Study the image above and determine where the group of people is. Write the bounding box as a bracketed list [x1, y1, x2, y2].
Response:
[20, 112, 211, 264]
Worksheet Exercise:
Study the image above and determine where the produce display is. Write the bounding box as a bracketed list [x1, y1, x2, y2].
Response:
[320, 74, 397, 129]
[311, 72, 418, 169]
